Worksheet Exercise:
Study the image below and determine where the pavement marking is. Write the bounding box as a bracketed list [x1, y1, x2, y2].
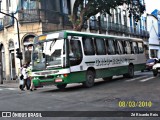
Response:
[5, 88, 18, 90]
[139, 77, 155, 82]
[0, 88, 18, 91]
[125, 76, 148, 82]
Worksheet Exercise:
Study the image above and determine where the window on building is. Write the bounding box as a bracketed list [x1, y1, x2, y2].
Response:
[123, 10, 127, 26]
[61, 0, 71, 14]
[8, 0, 11, 7]
[116, 9, 119, 24]
[111, 9, 114, 23]
[150, 49, 158, 58]
[118, 8, 122, 24]
[22, 0, 37, 10]
[100, 14, 107, 29]
[23, 36, 34, 64]
[115, 8, 121, 24]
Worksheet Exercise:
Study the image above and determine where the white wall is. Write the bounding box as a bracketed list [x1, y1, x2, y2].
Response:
[147, 15, 160, 58]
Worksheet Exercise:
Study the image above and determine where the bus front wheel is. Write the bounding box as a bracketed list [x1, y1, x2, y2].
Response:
[56, 84, 67, 90]
[83, 71, 95, 88]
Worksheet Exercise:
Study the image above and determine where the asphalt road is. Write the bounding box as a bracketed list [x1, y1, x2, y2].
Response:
[0, 71, 159, 120]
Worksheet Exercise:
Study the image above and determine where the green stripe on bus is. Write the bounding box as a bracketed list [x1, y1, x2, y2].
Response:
[32, 63, 145, 87]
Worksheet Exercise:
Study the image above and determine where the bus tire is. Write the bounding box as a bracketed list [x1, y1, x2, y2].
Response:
[103, 76, 112, 81]
[83, 70, 95, 88]
[128, 65, 134, 78]
[56, 84, 67, 90]
[153, 70, 158, 77]
[125, 65, 134, 78]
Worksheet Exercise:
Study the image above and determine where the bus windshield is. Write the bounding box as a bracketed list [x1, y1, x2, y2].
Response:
[32, 39, 65, 70]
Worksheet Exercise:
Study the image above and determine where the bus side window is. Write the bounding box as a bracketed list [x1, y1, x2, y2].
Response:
[138, 42, 144, 54]
[116, 40, 124, 54]
[106, 39, 116, 55]
[69, 40, 83, 66]
[95, 38, 106, 55]
[132, 42, 139, 54]
[124, 41, 131, 54]
[124, 41, 127, 54]
[82, 37, 95, 55]
[130, 42, 134, 54]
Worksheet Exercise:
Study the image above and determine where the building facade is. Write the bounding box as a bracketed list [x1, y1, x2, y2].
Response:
[0, 0, 72, 82]
[147, 13, 160, 58]
[147, 9, 160, 58]
[0, 0, 149, 82]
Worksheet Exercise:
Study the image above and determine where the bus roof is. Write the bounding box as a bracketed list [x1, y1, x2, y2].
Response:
[35, 30, 143, 42]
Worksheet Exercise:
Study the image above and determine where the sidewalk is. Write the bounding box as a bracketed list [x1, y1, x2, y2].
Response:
[0, 81, 19, 88]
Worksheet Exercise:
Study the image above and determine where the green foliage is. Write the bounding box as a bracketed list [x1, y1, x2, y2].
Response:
[71, 0, 145, 31]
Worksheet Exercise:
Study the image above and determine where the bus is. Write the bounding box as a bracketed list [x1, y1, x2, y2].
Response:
[31, 30, 146, 89]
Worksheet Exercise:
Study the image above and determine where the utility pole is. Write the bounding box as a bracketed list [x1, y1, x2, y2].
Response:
[0, 0, 3, 84]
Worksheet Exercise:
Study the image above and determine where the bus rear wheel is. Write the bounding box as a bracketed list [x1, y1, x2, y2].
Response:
[127, 65, 134, 78]
[56, 84, 67, 90]
[83, 71, 95, 88]
[124, 65, 134, 78]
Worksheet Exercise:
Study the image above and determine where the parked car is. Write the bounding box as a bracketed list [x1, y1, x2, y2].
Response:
[152, 59, 160, 76]
[145, 58, 158, 71]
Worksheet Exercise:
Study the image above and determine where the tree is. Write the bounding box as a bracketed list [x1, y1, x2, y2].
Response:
[70, 0, 145, 31]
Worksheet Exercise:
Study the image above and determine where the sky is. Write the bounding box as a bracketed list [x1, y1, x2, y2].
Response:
[145, 0, 160, 13]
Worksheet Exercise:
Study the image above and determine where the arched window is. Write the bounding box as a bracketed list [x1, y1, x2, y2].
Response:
[23, 35, 35, 64]
[9, 41, 14, 50]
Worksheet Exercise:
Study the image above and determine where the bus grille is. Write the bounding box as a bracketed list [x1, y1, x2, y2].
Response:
[39, 76, 54, 80]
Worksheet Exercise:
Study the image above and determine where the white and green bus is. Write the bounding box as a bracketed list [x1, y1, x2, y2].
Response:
[31, 30, 146, 89]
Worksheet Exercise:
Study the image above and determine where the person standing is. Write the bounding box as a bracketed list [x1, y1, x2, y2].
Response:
[21, 64, 30, 90]
[19, 66, 25, 91]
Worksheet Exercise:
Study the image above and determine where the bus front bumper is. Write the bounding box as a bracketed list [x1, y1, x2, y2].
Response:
[32, 77, 66, 87]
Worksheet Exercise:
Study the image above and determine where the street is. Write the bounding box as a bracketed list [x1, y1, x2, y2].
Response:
[0, 71, 159, 120]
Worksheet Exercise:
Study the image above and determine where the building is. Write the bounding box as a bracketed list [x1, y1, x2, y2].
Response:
[0, 0, 72, 82]
[0, 0, 149, 82]
[147, 11, 160, 58]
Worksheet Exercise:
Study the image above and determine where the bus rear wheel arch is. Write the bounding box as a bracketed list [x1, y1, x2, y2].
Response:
[83, 70, 95, 88]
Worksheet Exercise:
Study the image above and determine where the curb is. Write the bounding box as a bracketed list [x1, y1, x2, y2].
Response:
[0, 83, 19, 88]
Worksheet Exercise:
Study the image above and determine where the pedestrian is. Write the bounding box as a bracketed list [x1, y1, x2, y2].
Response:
[26, 62, 37, 91]
[30, 79, 37, 91]
[21, 64, 30, 90]
[19, 67, 24, 91]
